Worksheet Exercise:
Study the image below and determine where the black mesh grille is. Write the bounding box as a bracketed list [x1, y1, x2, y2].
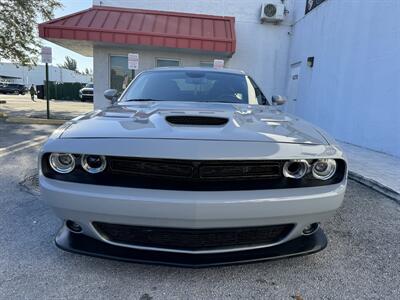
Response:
[109, 157, 282, 180]
[199, 163, 281, 179]
[93, 222, 294, 251]
[110, 158, 194, 178]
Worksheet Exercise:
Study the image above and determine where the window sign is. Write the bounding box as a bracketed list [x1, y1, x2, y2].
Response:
[305, 0, 326, 14]
[213, 59, 224, 69]
[110, 56, 135, 92]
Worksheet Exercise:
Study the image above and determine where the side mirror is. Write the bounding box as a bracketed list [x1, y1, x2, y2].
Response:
[271, 95, 287, 106]
[104, 89, 118, 104]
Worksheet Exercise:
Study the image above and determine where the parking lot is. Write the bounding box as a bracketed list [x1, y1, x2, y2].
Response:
[0, 94, 92, 119]
[0, 120, 399, 299]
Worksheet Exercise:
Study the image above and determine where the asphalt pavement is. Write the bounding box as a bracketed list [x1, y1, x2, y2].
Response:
[0, 121, 399, 299]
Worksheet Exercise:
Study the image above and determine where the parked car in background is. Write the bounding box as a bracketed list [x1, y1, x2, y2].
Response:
[0, 83, 27, 95]
[79, 83, 93, 102]
[40, 67, 347, 267]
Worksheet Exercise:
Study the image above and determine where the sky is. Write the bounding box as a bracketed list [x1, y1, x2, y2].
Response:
[41, 0, 93, 72]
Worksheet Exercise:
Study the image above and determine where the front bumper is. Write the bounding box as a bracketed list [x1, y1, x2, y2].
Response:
[40, 174, 345, 264]
[56, 225, 327, 267]
[79, 94, 93, 101]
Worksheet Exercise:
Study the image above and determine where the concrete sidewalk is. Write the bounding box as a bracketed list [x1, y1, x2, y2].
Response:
[341, 142, 400, 202]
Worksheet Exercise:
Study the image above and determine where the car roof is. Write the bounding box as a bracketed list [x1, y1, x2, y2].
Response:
[144, 67, 246, 75]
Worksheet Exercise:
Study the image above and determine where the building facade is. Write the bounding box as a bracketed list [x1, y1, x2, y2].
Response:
[0, 62, 91, 86]
[288, 0, 400, 157]
[39, 0, 400, 157]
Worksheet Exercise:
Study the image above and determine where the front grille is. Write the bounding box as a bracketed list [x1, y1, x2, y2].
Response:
[110, 158, 194, 178]
[93, 222, 294, 251]
[109, 157, 282, 180]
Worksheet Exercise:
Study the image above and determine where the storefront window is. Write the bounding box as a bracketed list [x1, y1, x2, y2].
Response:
[156, 58, 180, 67]
[110, 56, 135, 93]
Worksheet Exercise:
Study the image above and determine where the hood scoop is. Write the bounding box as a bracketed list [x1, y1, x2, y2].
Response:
[165, 115, 229, 126]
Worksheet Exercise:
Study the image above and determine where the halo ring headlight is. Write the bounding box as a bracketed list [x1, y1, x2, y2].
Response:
[81, 155, 107, 174]
[283, 160, 309, 179]
[49, 153, 75, 174]
[312, 159, 337, 180]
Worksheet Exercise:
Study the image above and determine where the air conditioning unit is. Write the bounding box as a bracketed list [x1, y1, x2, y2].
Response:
[260, 3, 285, 23]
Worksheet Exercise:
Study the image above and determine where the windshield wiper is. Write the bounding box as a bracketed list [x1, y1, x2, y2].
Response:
[125, 98, 161, 102]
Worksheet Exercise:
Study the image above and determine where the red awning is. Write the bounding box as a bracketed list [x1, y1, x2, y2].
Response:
[39, 6, 236, 57]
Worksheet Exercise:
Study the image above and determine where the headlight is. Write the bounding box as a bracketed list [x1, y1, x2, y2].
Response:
[283, 160, 309, 179]
[81, 154, 107, 174]
[49, 153, 75, 174]
[312, 159, 337, 180]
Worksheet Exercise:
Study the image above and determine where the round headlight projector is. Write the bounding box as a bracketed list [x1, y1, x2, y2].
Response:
[49, 153, 75, 174]
[283, 158, 337, 180]
[81, 155, 107, 174]
[312, 158, 337, 180]
[283, 160, 309, 179]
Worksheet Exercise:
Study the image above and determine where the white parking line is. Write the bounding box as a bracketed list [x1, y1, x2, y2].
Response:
[0, 136, 48, 158]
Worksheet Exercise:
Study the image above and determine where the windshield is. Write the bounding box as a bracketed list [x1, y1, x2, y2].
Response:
[120, 70, 268, 105]
[85, 83, 93, 88]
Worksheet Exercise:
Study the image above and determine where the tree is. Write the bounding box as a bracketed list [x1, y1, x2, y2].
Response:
[84, 68, 93, 75]
[0, 0, 62, 65]
[60, 56, 78, 72]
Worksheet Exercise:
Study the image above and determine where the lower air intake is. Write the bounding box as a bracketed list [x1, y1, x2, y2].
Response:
[92, 222, 294, 251]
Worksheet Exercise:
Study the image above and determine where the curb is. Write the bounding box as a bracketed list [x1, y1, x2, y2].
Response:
[348, 171, 400, 203]
[5, 116, 67, 125]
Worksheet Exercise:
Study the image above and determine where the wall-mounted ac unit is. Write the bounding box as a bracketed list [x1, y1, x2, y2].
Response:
[260, 3, 285, 23]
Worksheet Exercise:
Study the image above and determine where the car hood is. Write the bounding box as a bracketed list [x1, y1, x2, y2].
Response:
[80, 88, 93, 92]
[60, 101, 329, 145]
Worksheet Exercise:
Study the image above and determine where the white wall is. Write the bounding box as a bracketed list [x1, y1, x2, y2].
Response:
[287, 0, 400, 157]
[0, 62, 91, 86]
[92, 0, 295, 107]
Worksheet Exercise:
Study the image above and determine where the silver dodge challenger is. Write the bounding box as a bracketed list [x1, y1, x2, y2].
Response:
[39, 67, 347, 267]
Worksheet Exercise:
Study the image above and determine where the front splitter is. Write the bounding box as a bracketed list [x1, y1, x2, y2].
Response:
[55, 226, 327, 268]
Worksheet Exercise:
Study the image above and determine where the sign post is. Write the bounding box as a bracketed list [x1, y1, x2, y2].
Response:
[41, 47, 52, 119]
[45, 63, 49, 119]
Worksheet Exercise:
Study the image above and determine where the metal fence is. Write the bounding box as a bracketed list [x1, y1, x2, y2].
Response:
[37, 82, 85, 100]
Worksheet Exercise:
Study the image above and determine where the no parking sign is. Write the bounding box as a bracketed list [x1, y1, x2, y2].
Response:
[128, 53, 139, 70]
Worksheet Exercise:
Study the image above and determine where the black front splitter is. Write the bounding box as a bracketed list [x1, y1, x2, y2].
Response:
[55, 226, 327, 268]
